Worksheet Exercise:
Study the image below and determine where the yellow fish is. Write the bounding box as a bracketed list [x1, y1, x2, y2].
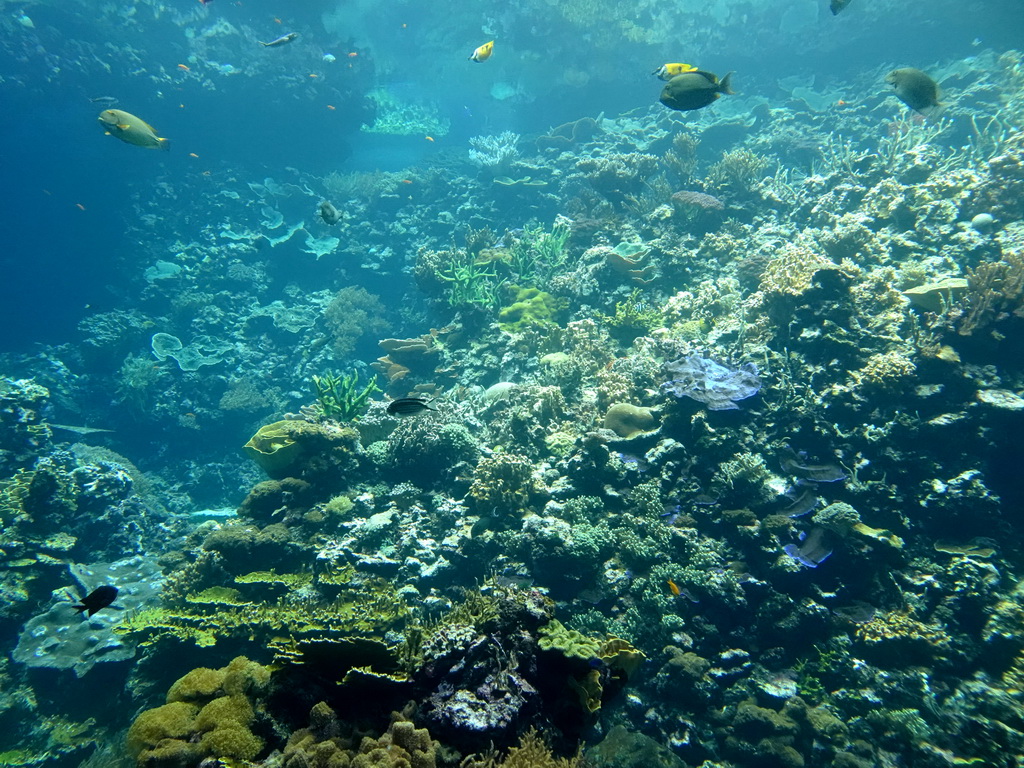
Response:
[653, 62, 697, 81]
[98, 109, 169, 151]
[469, 40, 494, 63]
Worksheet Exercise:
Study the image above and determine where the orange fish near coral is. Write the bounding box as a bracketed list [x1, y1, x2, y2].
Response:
[667, 579, 681, 596]
[469, 40, 494, 63]
[177, 64, 190, 71]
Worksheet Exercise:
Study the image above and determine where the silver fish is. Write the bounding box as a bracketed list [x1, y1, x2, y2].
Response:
[259, 32, 299, 47]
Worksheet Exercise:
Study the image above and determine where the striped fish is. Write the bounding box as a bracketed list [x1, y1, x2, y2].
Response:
[386, 397, 436, 417]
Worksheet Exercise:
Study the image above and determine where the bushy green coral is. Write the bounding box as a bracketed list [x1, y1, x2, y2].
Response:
[600, 289, 663, 340]
[507, 220, 571, 285]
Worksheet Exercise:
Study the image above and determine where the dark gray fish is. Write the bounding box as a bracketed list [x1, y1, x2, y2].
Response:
[386, 397, 436, 416]
[659, 70, 734, 112]
[259, 32, 299, 47]
[829, 0, 852, 15]
[74, 585, 118, 616]
[885, 68, 941, 114]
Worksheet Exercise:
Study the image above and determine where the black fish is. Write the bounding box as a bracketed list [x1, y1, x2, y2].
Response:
[74, 585, 118, 616]
[829, 0, 852, 15]
[386, 397, 436, 416]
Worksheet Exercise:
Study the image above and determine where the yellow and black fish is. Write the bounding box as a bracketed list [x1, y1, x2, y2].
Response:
[885, 67, 941, 114]
[659, 70, 734, 112]
[98, 109, 169, 150]
[469, 40, 494, 63]
[652, 63, 697, 81]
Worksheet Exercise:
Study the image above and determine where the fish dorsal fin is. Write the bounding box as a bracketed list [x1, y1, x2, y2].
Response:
[142, 120, 158, 133]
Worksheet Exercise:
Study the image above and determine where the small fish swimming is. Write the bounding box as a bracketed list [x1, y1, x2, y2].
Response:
[386, 397, 436, 417]
[829, 0, 852, 14]
[98, 109, 169, 150]
[469, 40, 494, 63]
[319, 200, 343, 225]
[73, 585, 118, 617]
[88, 96, 119, 108]
[260, 32, 299, 47]
[885, 67, 941, 115]
[659, 70, 734, 112]
[652, 63, 697, 81]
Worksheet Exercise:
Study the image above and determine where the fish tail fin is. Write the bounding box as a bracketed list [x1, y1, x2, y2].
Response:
[158, 138, 171, 151]
[73, 603, 87, 613]
[719, 72, 735, 95]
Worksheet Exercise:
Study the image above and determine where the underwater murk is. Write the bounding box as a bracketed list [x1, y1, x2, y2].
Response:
[3, 0, 1024, 766]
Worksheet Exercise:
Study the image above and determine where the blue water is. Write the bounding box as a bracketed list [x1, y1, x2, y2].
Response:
[2, 0, 1024, 765]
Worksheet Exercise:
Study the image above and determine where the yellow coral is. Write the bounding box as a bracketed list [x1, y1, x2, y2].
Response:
[198, 725, 263, 760]
[125, 701, 198, 756]
[195, 696, 254, 732]
[166, 667, 224, 703]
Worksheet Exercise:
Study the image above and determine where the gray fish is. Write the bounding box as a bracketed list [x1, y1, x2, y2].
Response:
[386, 397, 436, 416]
[659, 70, 734, 112]
[89, 96, 119, 108]
[885, 68, 941, 114]
[260, 32, 299, 47]
[319, 200, 342, 225]
[829, 0, 852, 14]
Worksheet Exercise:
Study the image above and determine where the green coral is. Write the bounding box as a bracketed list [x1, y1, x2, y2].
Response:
[438, 247, 503, 309]
[507, 220, 571, 285]
[311, 370, 380, 422]
[538, 619, 603, 659]
[498, 287, 567, 331]
[600, 289, 663, 341]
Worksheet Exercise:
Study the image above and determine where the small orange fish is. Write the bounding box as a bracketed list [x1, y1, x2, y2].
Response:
[308, 73, 318, 78]
[837, 99, 848, 106]
[75, 203, 86, 211]
[347, 51, 358, 58]
[327, 104, 336, 110]
[189, 152, 199, 158]
[425, 135, 434, 142]
[178, 64, 190, 71]
[667, 579, 681, 596]
[401, 179, 413, 184]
